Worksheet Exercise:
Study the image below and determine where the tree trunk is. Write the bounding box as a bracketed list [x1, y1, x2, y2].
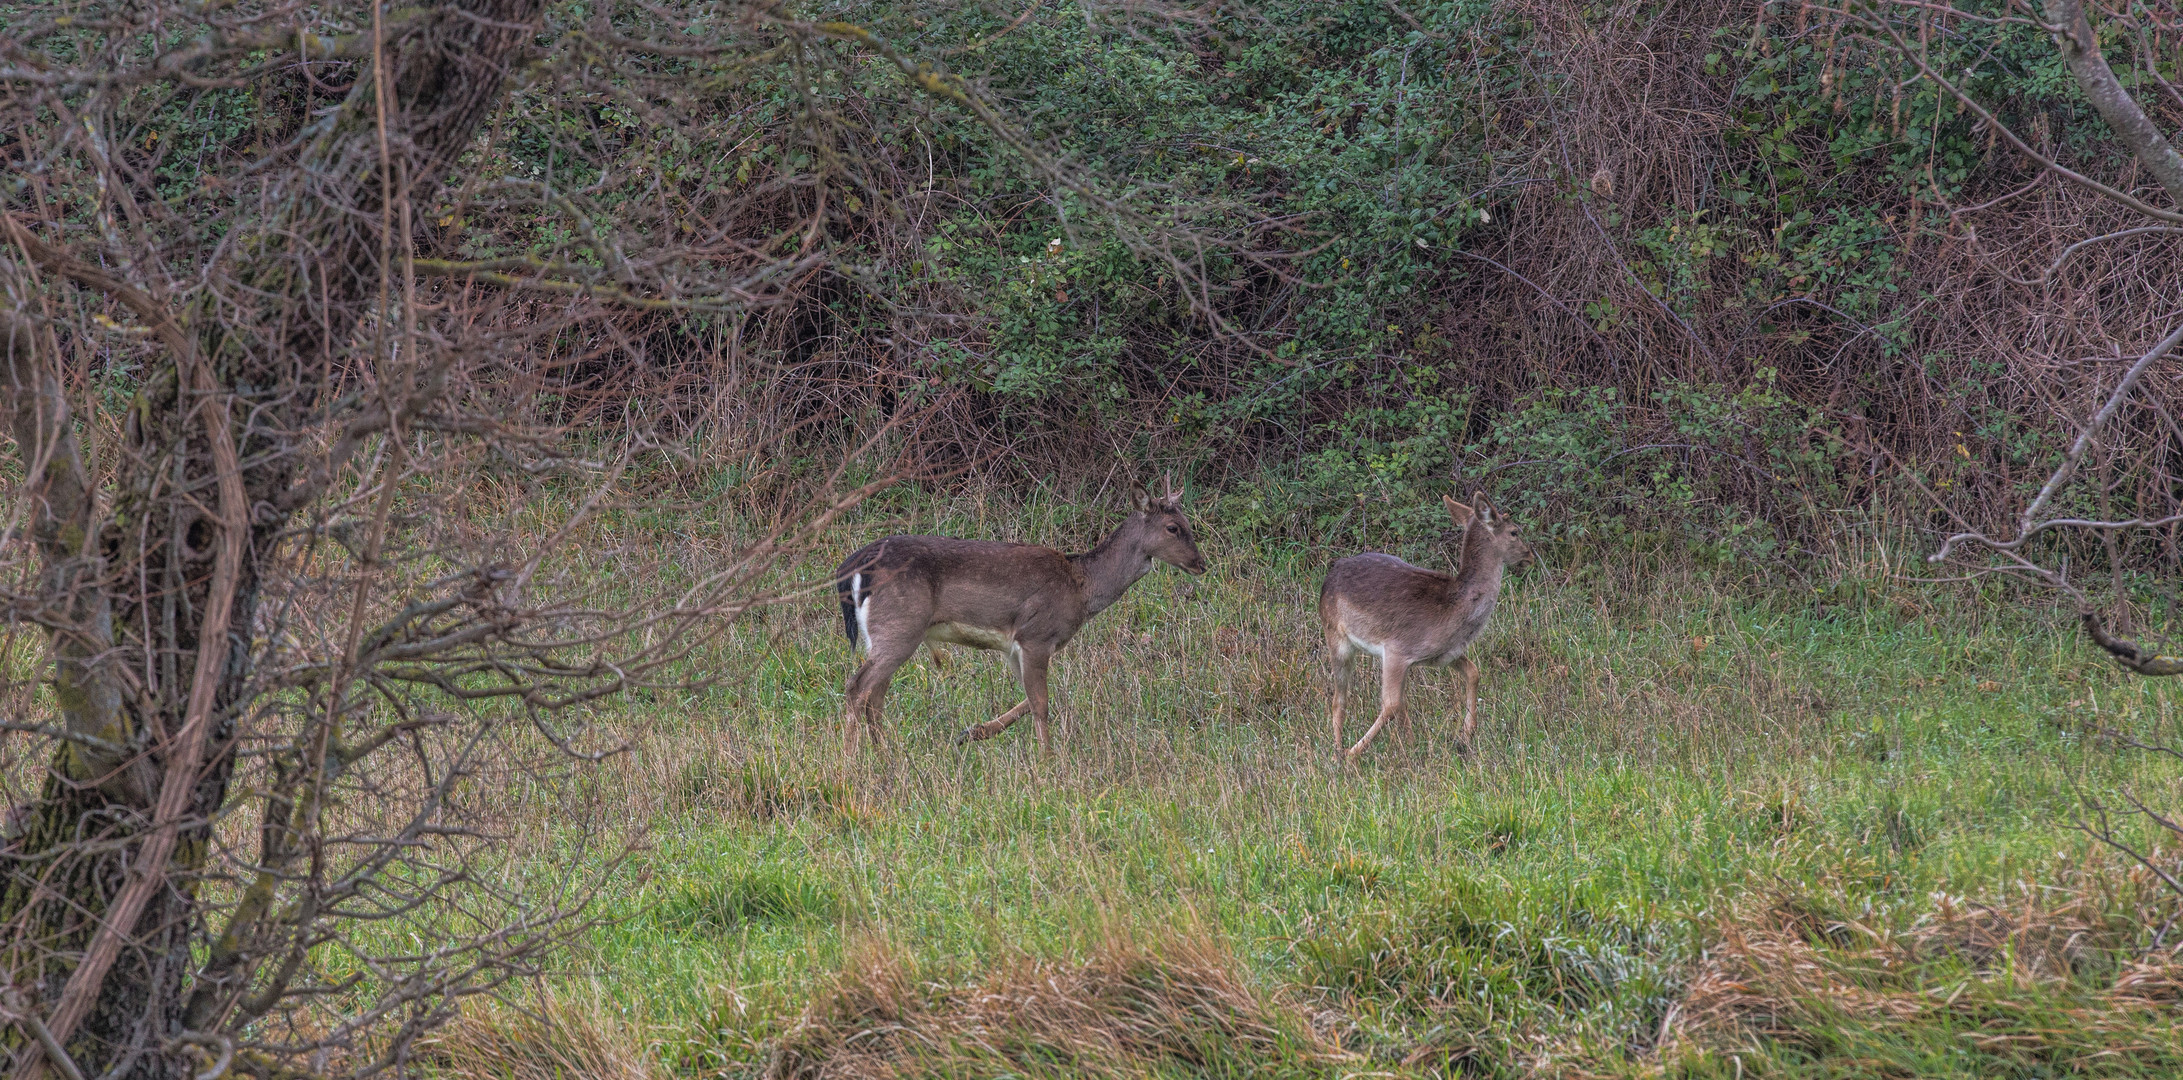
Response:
[2044, 0, 2183, 208]
[1, 1, 541, 1075]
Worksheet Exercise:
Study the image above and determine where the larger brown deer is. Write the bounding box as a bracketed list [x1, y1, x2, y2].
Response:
[1319, 492, 1532, 760]
[834, 478, 1207, 755]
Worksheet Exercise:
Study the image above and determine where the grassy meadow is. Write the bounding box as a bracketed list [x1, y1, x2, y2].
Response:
[426, 491, 2183, 1079]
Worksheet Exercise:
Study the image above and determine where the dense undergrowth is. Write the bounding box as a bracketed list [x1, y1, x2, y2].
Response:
[397, 488, 2183, 1079]
[696, 0, 2179, 558]
[104, 0, 2183, 558]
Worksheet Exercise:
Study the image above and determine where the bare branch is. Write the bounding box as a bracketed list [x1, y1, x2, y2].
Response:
[1932, 318, 2183, 561]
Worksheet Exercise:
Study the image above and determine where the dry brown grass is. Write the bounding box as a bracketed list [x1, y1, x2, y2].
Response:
[423, 988, 665, 1080]
[1669, 855, 2183, 1064]
[765, 931, 1349, 1080]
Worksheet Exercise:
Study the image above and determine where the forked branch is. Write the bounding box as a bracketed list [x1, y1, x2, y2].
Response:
[1849, 1, 2183, 224]
[2083, 611, 2183, 676]
[1931, 319, 2183, 562]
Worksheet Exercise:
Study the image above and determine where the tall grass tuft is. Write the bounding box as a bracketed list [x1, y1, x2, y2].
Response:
[423, 988, 663, 1080]
[1669, 855, 2183, 1075]
[1300, 877, 1683, 1073]
[767, 932, 1346, 1079]
[654, 867, 841, 936]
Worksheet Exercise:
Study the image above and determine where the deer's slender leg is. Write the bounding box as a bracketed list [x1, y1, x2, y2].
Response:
[840, 669, 864, 755]
[927, 644, 951, 670]
[960, 699, 1030, 743]
[1021, 648, 1055, 755]
[1327, 633, 1356, 751]
[1346, 653, 1411, 760]
[1453, 654, 1481, 751]
[1395, 663, 1417, 745]
[844, 637, 919, 753]
[962, 642, 1040, 744]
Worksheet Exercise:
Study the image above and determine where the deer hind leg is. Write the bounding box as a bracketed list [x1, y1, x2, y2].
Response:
[1345, 653, 1411, 761]
[843, 637, 919, 753]
[960, 699, 1030, 744]
[960, 642, 1034, 744]
[1453, 654, 1481, 751]
[1326, 634, 1357, 752]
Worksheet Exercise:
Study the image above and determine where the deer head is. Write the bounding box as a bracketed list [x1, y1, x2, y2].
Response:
[1128, 472, 1208, 575]
[1443, 490, 1532, 571]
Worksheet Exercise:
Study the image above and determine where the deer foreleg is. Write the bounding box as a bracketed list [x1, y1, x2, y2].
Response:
[1454, 654, 1481, 750]
[1327, 637, 1355, 752]
[1023, 652, 1054, 756]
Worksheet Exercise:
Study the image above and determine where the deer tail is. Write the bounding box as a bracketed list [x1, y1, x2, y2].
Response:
[838, 572, 861, 646]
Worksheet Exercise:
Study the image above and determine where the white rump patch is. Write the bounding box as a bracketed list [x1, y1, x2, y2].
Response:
[853, 573, 872, 651]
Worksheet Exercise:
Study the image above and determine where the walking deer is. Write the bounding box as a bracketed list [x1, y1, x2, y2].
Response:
[833, 478, 1207, 755]
[1320, 492, 1532, 760]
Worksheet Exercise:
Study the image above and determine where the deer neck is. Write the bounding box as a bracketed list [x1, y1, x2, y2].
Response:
[1455, 558, 1509, 600]
[1453, 537, 1513, 609]
[1070, 527, 1154, 617]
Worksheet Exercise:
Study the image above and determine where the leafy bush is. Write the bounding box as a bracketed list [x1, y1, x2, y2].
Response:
[454, 0, 2173, 561]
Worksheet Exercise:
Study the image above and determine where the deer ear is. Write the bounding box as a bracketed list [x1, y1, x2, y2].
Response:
[1472, 489, 1497, 525]
[1130, 483, 1151, 512]
[1442, 494, 1475, 528]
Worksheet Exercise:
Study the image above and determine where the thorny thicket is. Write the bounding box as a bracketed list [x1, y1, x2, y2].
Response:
[767, 0, 2183, 555]
[1367, 0, 2183, 553]
[0, 1, 1240, 1076]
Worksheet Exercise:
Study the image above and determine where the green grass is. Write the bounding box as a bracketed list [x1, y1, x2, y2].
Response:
[430, 500, 2183, 1079]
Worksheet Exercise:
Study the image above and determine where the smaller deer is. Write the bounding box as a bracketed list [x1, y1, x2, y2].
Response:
[1319, 492, 1532, 760]
[834, 478, 1207, 755]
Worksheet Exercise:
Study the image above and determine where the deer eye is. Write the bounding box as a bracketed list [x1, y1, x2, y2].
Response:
[1165, 522, 1180, 534]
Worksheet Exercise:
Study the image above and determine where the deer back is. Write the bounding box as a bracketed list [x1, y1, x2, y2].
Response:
[836, 536, 1090, 649]
[1321, 554, 1472, 654]
[1320, 492, 1530, 662]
